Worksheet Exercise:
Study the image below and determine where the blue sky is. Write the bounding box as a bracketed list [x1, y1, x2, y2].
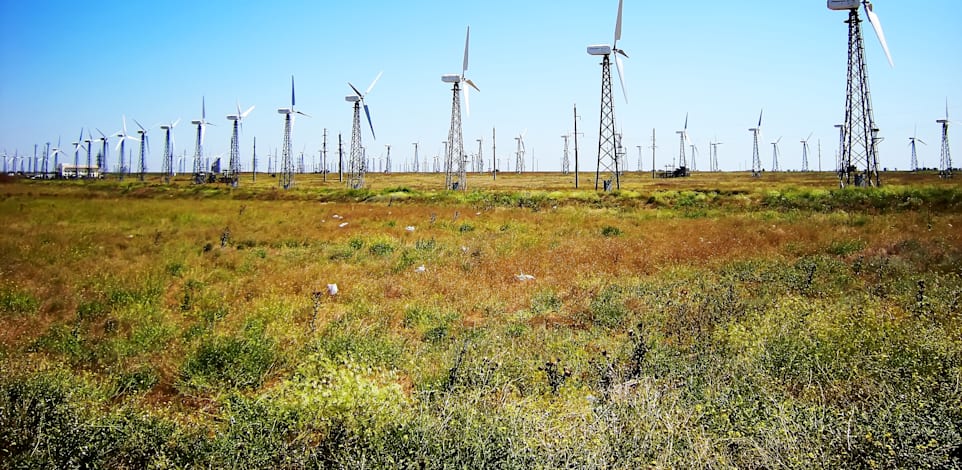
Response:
[1, 0, 959, 173]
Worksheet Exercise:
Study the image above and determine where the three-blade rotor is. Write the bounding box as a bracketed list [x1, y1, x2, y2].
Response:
[348, 71, 382, 140]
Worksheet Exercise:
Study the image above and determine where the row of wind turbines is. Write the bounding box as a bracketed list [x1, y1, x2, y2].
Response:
[4, 0, 955, 188]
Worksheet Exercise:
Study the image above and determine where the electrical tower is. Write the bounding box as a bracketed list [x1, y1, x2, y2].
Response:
[475, 139, 482, 174]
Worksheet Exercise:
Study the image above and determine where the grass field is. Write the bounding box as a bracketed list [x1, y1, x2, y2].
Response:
[1, 171, 961, 468]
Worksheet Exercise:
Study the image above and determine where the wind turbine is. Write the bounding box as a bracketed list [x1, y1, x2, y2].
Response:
[771, 137, 782, 172]
[190, 97, 214, 183]
[134, 120, 150, 181]
[587, 0, 628, 191]
[277, 76, 309, 189]
[71, 128, 84, 178]
[83, 131, 95, 179]
[800, 132, 814, 171]
[160, 118, 180, 184]
[710, 140, 723, 172]
[50, 138, 64, 176]
[95, 129, 109, 177]
[346, 71, 382, 189]
[938, 100, 953, 178]
[114, 116, 139, 181]
[515, 131, 527, 174]
[227, 101, 254, 187]
[676, 113, 691, 172]
[442, 26, 479, 191]
[909, 126, 925, 172]
[829, 0, 894, 187]
[749, 109, 763, 177]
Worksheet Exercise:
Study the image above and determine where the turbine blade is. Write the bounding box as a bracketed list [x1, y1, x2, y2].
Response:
[295, 111, 311, 118]
[615, 54, 627, 104]
[291, 75, 296, 106]
[202, 96, 206, 121]
[96, 128, 105, 138]
[758, 109, 763, 127]
[864, 2, 894, 67]
[464, 78, 480, 92]
[134, 119, 145, 131]
[348, 82, 363, 98]
[614, 0, 623, 45]
[173, 118, 180, 128]
[463, 26, 470, 74]
[363, 104, 376, 140]
[366, 71, 383, 96]
[806, 131, 813, 142]
[684, 113, 688, 131]
[465, 85, 471, 117]
[242, 105, 255, 118]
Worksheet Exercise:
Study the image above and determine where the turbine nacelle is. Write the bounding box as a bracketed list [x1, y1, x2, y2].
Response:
[441, 74, 462, 84]
[587, 44, 612, 56]
[345, 95, 361, 103]
[827, 0, 860, 10]
[277, 108, 293, 115]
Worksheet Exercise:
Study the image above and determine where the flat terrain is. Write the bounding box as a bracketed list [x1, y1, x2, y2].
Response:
[1, 171, 961, 468]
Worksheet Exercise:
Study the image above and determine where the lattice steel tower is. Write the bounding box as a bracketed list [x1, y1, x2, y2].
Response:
[277, 76, 308, 190]
[345, 72, 381, 188]
[830, 1, 893, 187]
[442, 27, 478, 191]
[749, 110, 763, 177]
[159, 122, 176, 183]
[227, 103, 254, 187]
[938, 105, 953, 178]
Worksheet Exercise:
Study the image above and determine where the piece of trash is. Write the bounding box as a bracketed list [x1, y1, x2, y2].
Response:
[515, 271, 535, 282]
[332, 214, 343, 220]
[461, 246, 469, 253]
[405, 226, 416, 232]
[414, 265, 426, 273]
[338, 222, 349, 228]
[327, 284, 339, 296]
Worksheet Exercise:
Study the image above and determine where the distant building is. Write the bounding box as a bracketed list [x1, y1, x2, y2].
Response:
[58, 164, 101, 179]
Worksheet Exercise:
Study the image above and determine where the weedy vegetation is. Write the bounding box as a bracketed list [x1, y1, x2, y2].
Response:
[1, 171, 960, 468]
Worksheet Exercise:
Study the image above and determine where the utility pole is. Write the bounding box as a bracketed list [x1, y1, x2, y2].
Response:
[650, 128, 657, 179]
[338, 133, 344, 182]
[322, 129, 328, 181]
[573, 104, 580, 188]
[492, 127, 497, 181]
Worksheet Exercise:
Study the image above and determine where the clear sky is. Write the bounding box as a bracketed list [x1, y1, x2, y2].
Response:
[1, 0, 959, 173]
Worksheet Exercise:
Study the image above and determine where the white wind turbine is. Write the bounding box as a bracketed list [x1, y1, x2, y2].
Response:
[191, 97, 215, 183]
[800, 132, 814, 172]
[277, 76, 309, 189]
[160, 118, 180, 183]
[71, 128, 84, 178]
[587, 0, 628, 191]
[227, 101, 254, 187]
[114, 116, 139, 180]
[346, 71, 382, 189]
[442, 26, 480, 191]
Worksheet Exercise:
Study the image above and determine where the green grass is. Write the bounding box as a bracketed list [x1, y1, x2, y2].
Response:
[1, 174, 961, 467]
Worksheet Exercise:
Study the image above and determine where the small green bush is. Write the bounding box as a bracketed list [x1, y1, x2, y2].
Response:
[179, 321, 277, 391]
